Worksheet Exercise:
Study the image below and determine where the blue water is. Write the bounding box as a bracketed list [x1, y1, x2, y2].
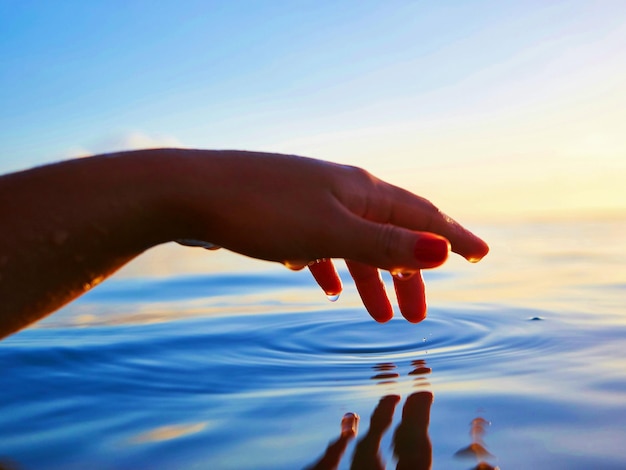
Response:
[2, 217, 626, 469]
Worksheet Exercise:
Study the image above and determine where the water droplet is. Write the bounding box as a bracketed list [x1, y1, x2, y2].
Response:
[327, 294, 340, 302]
[176, 239, 221, 250]
[283, 260, 308, 271]
[391, 269, 415, 280]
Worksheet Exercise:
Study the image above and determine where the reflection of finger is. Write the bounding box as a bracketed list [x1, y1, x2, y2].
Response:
[305, 434, 354, 470]
[392, 271, 427, 323]
[351, 395, 400, 470]
[346, 261, 393, 322]
[369, 395, 401, 435]
[306, 414, 358, 470]
[408, 365, 432, 376]
[394, 391, 434, 470]
[308, 259, 343, 297]
[341, 412, 360, 438]
[401, 391, 433, 423]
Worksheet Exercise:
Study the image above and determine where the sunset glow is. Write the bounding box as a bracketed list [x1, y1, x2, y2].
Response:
[2, 1, 625, 219]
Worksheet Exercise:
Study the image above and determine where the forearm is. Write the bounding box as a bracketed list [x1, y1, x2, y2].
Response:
[0, 149, 193, 337]
[0, 148, 325, 336]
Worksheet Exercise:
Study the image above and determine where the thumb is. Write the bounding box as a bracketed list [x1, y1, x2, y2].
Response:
[340, 218, 450, 272]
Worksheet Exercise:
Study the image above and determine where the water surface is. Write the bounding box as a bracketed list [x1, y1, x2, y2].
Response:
[2, 217, 625, 469]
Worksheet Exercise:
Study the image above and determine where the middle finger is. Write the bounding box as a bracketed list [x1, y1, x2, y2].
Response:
[392, 271, 427, 323]
[346, 260, 393, 322]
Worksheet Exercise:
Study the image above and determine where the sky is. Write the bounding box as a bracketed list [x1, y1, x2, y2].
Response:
[2, 1, 626, 220]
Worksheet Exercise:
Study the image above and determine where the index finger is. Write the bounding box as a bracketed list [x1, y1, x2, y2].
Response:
[387, 187, 488, 261]
[421, 207, 489, 263]
[345, 180, 489, 262]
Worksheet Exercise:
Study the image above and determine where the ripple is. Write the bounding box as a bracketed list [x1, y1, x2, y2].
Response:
[248, 306, 562, 369]
[1, 304, 579, 403]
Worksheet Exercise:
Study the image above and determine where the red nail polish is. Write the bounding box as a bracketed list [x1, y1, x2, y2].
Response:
[414, 235, 449, 264]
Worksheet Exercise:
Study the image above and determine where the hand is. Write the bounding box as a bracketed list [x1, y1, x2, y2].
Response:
[174, 151, 489, 323]
[0, 149, 488, 337]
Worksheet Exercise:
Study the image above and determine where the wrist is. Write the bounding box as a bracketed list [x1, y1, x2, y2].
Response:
[126, 148, 223, 246]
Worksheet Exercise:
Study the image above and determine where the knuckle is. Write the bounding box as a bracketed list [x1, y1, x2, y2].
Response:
[346, 168, 392, 222]
[420, 198, 441, 232]
[344, 164, 375, 183]
[333, 166, 380, 219]
[375, 224, 401, 265]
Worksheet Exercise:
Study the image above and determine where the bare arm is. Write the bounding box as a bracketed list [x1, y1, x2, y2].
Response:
[0, 149, 488, 338]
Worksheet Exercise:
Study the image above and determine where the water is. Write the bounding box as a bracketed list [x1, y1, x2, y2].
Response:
[1, 217, 626, 469]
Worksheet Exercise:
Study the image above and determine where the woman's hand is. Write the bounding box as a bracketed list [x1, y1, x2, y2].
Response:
[0, 149, 488, 337]
[171, 150, 489, 323]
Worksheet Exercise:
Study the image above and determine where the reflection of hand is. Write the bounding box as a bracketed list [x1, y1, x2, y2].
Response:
[307, 392, 433, 470]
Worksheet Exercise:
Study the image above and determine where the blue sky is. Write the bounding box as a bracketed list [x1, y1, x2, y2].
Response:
[2, 1, 625, 218]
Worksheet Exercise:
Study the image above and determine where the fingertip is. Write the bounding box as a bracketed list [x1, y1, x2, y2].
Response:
[404, 310, 427, 324]
[308, 259, 343, 296]
[401, 307, 427, 324]
[365, 293, 394, 322]
[381, 394, 402, 406]
[371, 306, 394, 323]
[393, 271, 427, 323]
[426, 211, 490, 263]
[464, 239, 490, 263]
[345, 261, 394, 322]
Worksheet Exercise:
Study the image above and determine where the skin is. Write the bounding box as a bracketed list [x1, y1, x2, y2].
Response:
[0, 149, 488, 338]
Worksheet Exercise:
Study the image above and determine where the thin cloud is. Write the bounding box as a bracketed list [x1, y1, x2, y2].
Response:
[68, 131, 184, 158]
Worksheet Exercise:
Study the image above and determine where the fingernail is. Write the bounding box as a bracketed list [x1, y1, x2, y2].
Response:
[414, 235, 450, 264]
